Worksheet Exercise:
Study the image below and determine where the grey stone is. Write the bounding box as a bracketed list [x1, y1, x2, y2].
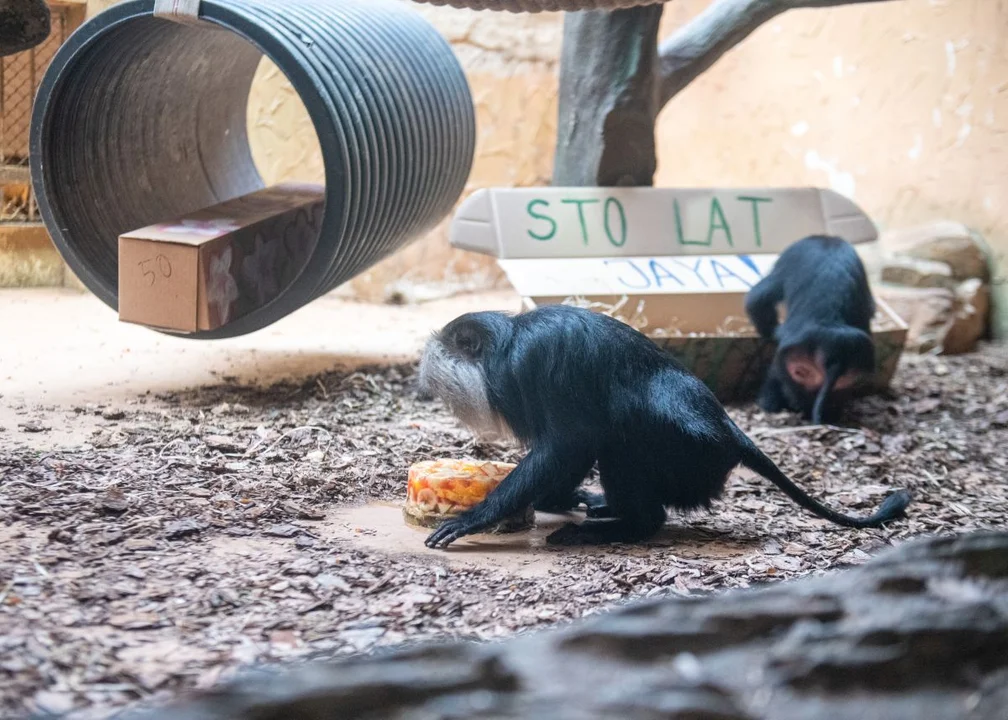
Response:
[878, 282, 989, 355]
[126, 532, 1008, 720]
[880, 256, 955, 289]
[880, 222, 991, 282]
[943, 278, 990, 355]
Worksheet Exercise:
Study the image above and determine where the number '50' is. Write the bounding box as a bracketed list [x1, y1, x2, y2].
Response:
[138, 255, 173, 286]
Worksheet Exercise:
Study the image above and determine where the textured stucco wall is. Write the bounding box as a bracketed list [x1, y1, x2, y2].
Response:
[64, 0, 1005, 309]
[247, 0, 1008, 304]
[85, 0, 115, 14]
[656, 0, 1006, 286]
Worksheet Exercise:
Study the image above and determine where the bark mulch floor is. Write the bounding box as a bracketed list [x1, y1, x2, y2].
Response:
[2, 347, 1006, 718]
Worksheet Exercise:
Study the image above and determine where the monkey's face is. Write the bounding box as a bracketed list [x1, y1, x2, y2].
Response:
[778, 335, 874, 422]
[418, 314, 513, 442]
[783, 348, 866, 393]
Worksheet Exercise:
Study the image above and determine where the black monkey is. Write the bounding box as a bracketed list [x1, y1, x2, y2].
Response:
[417, 304, 910, 548]
[744, 235, 876, 425]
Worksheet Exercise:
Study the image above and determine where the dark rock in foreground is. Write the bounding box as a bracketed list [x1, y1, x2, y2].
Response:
[127, 532, 1008, 720]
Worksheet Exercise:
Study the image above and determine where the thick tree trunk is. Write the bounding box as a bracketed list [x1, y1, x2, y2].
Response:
[551, 5, 664, 187]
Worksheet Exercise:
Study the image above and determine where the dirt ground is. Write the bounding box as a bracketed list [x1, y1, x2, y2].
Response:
[1, 294, 1007, 718]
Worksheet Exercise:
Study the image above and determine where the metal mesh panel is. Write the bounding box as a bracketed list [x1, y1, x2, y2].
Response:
[1, 5, 70, 223]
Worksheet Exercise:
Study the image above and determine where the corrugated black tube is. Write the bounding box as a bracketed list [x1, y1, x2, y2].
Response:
[30, 0, 475, 339]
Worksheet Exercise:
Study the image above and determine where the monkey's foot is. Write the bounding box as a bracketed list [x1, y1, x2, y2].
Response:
[573, 488, 611, 514]
[545, 519, 659, 546]
[535, 488, 610, 515]
[584, 504, 615, 519]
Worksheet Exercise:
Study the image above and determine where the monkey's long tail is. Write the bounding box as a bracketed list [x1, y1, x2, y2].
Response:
[732, 424, 911, 528]
[811, 363, 844, 425]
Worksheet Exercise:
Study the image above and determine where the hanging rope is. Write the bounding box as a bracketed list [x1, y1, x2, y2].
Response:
[411, 0, 669, 11]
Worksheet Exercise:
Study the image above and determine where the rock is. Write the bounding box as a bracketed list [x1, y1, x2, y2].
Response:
[263, 523, 302, 538]
[204, 435, 244, 453]
[878, 282, 988, 355]
[880, 256, 954, 288]
[880, 221, 991, 282]
[17, 421, 50, 433]
[943, 278, 990, 355]
[163, 518, 205, 540]
[125, 532, 1008, 720]
[101, 408, 126, 421]
[878, 285, 956, 353]
[992, 281, 1008, 342]
[100, 487, 129, 514]
[0, 0, 49, 57]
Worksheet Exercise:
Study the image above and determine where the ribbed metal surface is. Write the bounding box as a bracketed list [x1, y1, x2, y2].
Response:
[410, 0, 669, 11]
[30, 0, 475, 338]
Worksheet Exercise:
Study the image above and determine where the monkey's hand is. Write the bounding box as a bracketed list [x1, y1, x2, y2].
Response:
[744, 275, 783, 340]
[756, 376, 787, 414]
[425, 444, 593, 550]
[424, 510, 487, 549]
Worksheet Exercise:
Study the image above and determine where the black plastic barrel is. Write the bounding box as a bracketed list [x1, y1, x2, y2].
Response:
[30, 0, 475, 338]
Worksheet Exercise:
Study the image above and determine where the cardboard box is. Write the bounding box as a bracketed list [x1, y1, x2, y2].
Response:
[520, 294, 908, 403]
[450, 186, 909, 403]
[118, 183, 324, 332]
[451, 186, 878, 259]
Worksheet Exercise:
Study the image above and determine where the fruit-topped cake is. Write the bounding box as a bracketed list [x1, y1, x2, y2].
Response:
[403, 458, 534, 533]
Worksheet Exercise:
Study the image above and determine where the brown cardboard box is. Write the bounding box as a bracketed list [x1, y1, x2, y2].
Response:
[118, 183, 324, 332]
[521, 294, 908, 404]
[450, 186, 909, 402]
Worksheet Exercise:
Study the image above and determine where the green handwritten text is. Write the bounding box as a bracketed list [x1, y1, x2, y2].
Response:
[560, 198, 600, 245]
[604, 197, 627, 247]
[526, 199, 556, 241]
[736, 195, 772, 248]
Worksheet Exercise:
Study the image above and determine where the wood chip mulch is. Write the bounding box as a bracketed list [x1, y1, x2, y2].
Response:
[1, 347, 1006, 718]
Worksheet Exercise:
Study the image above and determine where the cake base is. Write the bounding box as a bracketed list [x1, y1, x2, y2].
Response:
[402, 504, 535, 533]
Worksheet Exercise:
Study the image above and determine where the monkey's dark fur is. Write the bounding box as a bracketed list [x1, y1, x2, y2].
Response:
[418, 304, 910, 548]
[745, 234, 876, 425]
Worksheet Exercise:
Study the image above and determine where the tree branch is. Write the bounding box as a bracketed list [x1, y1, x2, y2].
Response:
[658, 0, 899, 108]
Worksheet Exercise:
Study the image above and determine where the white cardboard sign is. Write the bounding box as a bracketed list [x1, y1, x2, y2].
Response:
[451, 187, 876, 259]
[497, 254, 779, 297]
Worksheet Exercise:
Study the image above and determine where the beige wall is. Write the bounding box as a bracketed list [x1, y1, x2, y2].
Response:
[64, 0, 1007, 311]
[656, 0, 1007, 280]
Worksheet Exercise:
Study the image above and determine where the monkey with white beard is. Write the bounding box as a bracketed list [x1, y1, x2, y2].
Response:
[418, 305, 910, 549]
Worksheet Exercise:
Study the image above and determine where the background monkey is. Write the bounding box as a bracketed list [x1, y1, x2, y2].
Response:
[744, 234, 876, 425]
